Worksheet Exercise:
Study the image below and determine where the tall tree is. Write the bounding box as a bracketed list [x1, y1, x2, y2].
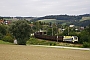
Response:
[0, 25, 7, 39]
[9, 20, 31, 45]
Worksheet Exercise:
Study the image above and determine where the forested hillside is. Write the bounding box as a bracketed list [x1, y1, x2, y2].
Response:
[31, 14, 90, 27]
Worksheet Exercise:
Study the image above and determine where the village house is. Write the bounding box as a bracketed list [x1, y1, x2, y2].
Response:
[0, 19, 4, 24]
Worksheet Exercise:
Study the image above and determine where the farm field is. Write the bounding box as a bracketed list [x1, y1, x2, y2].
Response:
[0, 44, 90, 60]
[38, 19, 66, 23]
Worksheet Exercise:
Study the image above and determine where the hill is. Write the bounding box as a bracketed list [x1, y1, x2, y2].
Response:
[31, 14, 90, 21]
[1, 14, 90, 26]
[32, 14, 90, 26]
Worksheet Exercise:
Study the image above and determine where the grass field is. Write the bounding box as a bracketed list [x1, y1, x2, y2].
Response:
[27, 38, 82, 47]
[0, 40, 13, 44]
[80, 17, 90, 21]
[0, 44, 90, 60]
[38, 19, 66, 23]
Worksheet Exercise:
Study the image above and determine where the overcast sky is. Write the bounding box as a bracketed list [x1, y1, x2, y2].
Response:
[0, 0, 90, 17]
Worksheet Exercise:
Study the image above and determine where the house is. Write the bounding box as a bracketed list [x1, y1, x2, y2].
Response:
[29, 24, 34, 27]
[0, 19, 4, 24]
[69, 25, 75, 27]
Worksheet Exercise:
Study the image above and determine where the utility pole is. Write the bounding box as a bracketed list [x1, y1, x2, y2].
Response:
[68, 27, 69, 35]
[52, 27, 53, 36]
[57, 27, 58, 42]
[49, 22, 53, 36]
[56, 23, 58, 42]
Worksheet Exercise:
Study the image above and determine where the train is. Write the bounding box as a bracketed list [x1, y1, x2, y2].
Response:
[34, 32, 78, 43]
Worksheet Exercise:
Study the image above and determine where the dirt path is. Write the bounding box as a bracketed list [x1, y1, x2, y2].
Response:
[31, 45, 90, 50]
[0, 44, 90, 60]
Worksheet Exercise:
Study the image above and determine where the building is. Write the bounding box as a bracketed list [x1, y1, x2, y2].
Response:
[0, 19, 4, 24]
[69, 25, 75, 27]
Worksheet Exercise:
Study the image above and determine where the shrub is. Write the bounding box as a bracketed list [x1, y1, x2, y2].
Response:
[27, 38, 42, 45]
[27, 37, 57, 46]
[49, 42, 56, 46]
[0, 40, 12, 44]
[83, 42, 90, 48]
[2, 36, 13, 43]
[0, 33, 3, 40]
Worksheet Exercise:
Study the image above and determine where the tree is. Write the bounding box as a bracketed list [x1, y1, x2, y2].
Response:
[2, 35, 13, 43]
[0, 25, 7, 35]
[47, 27, 57, 36]
[47, 28, 52, 36]
[79, 25, 90, 43]
[0, 25, 7, 39]
[9, 20, 31, 45]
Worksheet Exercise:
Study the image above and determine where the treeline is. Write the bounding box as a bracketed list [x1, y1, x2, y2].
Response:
[73, 20, 90, 27]
[38, 15, 81, 20]
[0, 16, 34, 19]
[32, 14, 90, 21]
[1, 14, 90, 20]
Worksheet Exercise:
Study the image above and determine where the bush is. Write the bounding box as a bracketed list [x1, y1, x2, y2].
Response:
[49, 42, 56, 46]
[0, 40, 12, 44]
[0, 33, 3, 40]
[27, 38, 57, 46]
[83, 42, 90, 48]
[17, 38, 28, 45]
[2, 36, 13, 43]
[0, 25, 7, 35]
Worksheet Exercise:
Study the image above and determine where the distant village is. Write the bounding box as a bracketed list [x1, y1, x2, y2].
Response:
[0, 17, 85, 32]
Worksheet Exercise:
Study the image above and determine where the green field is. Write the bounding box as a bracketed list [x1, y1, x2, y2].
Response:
[38, 19, 66, 23]
[80, 17, 90, 21]
[27, 38, 82, 47]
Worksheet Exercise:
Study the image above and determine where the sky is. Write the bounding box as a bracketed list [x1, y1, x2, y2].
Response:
[0, 0, 90, 17]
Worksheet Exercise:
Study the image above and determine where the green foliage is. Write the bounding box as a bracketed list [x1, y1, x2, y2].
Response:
[0, 40, 12, 44]
[86, 25, 90, 35]
[78, 28, 90, 44]
[27, 38, 57, 46]
[35, 21, 43, 31]
[27, 37, 82, 47]
[61, 27, 77, 36]
[0, 33, 3, 40]
[78, 25, 90, 48]
[62, 29, 68, 36]
[0, 17, 3, 19]
[0, 25, 7, 39]
[9, 20, 31, 45]
[47, 28, 52, 36]
[2, 36, 13, 43]
[69, 32, 77, 36]
[0, 25, 7, 35]
[47, 26, 57, 36]
[83, 42, 90, 48]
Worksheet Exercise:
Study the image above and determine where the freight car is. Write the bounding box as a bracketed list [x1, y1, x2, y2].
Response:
[34, 32, 78, 43]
